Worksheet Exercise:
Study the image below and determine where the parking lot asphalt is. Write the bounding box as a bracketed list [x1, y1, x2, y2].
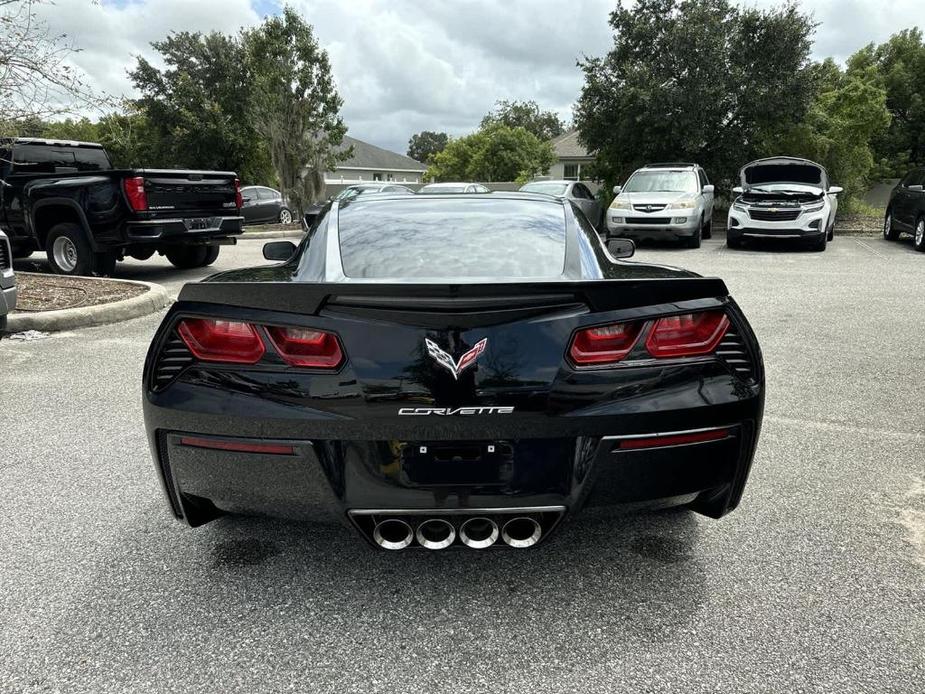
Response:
[2, 234, 923, 693]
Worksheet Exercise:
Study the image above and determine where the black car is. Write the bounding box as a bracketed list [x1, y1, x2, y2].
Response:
[142, 193, 764, 550]
[884, 168, 925, 251]
[240, 186, 293, 225]
[302, 183, 415, 228]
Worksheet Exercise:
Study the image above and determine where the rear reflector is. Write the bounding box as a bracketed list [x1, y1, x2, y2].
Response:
[569, 321, 643, 365]
[645, 311, 729, 358]
[266, 326, 343, 369]
[617, 428, 731, 450]
[177, 318, 265, 364]
[123, 176, 148, 212]
[179, 436, 294, 455]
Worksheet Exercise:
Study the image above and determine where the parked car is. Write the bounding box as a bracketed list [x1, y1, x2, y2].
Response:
[0, 138, 243, 275]
[303, 183, 415, 228]
[419, 182, 491, 194]
[142, 192, 765, 549]
[0, 229, 16, 333]
[519, 180, 604, 230]
[240, 186, 293, 225]
[727, 157, 842, 251]
[883, 167, 925, 251]
[606, 163, 715, 248]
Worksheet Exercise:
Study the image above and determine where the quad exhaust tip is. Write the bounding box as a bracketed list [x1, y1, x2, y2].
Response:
[501, 517, 542, 548]
[459, 517, 500, 549]
[373, 518, 414, 550]
[415, 518, 456, 550]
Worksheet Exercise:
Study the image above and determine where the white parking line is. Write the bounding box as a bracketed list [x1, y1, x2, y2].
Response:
[855, 239, 887, 259]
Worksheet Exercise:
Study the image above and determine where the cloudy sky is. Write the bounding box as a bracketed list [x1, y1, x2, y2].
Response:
[37, 0, 923, 155]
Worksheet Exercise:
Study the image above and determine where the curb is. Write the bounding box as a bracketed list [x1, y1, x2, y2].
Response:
[6, 278, 170, 333]
[239, 230, 305, 240]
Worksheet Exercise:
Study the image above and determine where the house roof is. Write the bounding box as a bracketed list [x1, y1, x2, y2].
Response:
[336, 135, 427, 172]
[550, 130, 593, 160]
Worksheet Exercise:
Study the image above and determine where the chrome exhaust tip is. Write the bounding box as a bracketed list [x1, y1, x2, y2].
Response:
[459, 517, 499, 549]
[501, 517, 542, 548]
[415, 518, 456, 550]
[372, 518, 414, 550]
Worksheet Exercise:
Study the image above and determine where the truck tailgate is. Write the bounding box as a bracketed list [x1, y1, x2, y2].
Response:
[138, 169, 239, 215]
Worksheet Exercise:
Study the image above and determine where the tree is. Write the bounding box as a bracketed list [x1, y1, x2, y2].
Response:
[0, 0, 103, 130]
[130, 31, 273, 183]
[481, 100, 565, 141]
[575, 0, 817, 192]
[407, 130, 448, 163]
[244, 9, 350, 213]
[426, 124, 555, 183]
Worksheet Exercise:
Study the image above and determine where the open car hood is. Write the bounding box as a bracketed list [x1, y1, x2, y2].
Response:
[740, 157, 828, 192]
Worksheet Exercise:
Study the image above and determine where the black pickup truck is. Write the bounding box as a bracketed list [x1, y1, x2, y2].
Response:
[0, 138, 244, 275]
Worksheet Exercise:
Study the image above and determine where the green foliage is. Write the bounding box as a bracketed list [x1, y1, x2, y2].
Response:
[575, 0, 817, 192]
[244, 8, 350, 213]
[481, 100, 565, 141]
[426, 124, 555, 183]
[129, 30, 274, 183]
[407, 131, 448, 163]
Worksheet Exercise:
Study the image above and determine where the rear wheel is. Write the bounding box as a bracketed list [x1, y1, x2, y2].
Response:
[914, 218, 925, 252]
[165, 245, 219, 269]
[883, 209, 899, 240]
[278, 208, 293, 224]
[46, 223, 96, 275]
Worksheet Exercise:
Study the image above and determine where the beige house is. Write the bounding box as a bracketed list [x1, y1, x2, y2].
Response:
[326, 135, 427, 185]
[548, 130, 594, 181]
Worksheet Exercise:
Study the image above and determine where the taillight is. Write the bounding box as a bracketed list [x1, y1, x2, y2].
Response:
[645, 311, 729, 358]
[123, 176, 147, 211]
[177, 318, 265, 364]
[265, 326, 343, 369]
[234, 177, 243, 209]
[569, 321, 643, 365]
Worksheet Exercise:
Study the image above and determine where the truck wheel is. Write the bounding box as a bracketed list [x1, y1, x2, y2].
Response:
[165, 246, 219, 269]
[46, 223, 96, 276]
[95, 252, 117, 277]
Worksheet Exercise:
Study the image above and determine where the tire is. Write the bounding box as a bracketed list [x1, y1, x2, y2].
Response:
[810, 233, 827, 252]
[165, 246, 210, 269]
[46, 223, 96, 275]
[95, 252, 117, 277]
[914, 218, 925, 252]
[883, 209, 899, 241]
[201, 245, 220, 266]
[827, 218, 835, 241]
[702, 217, 712, 239]
[278, 208, 293, 225]
[0, 315, 7, 334]
[685, 227, 702, 248]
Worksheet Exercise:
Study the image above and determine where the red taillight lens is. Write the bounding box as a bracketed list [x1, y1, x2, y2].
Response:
[234, 177, 243, 209]
[617, 428, 731, 450]
[123, 176, 147, 211]
[645, 311, 729, 358]
[177, 318, 265, 364]
[569, 321, 643, 365]
[266, 326, 343, 369]
[179, 436, 294, 456]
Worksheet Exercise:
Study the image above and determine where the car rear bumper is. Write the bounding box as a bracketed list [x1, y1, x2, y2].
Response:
[124, 216, 244, 243]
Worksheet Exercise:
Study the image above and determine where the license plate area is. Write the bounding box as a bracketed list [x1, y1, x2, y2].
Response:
[183, 217, 219, 231]
[400, 441, 514, 487]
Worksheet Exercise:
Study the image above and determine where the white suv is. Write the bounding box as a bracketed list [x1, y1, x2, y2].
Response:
[606, 163, 715, 248]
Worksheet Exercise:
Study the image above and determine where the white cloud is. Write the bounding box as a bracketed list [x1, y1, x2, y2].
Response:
[32, 0, 925, 155]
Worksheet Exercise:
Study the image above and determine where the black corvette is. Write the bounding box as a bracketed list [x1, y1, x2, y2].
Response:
[143, 193, 764, 550]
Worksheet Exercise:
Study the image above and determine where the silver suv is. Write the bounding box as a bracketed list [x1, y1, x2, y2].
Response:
[606, 163, 715, 248]
[1, 229, 17, 333]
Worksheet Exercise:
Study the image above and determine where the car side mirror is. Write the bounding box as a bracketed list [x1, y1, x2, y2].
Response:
[612, 185, 622, 195]
[732, 186, 744, 195]
[263, 240, 297, 261]
[829, 186, 844, 194]
[702, 185, 715, 194]
[606, 237, 635, 259]
[907, 184, 923, 192]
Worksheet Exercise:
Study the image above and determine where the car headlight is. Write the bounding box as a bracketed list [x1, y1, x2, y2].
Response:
[667, 199, 696, 210]
[609, 199, 632, 210]
[802, 203, 825, 214]
[732, 201, 748, 212]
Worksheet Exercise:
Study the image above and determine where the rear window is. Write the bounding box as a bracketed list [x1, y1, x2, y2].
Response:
[338, 198, 567, 279]
[521, 182, 568, 196]
[12, 144, 112, 173]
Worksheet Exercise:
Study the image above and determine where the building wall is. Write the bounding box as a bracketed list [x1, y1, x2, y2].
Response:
[326, 167, 425, 184]
[549, 159, 594, 181]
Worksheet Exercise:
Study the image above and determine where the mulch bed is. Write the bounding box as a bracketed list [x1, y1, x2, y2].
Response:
[13, 272, 148, 312]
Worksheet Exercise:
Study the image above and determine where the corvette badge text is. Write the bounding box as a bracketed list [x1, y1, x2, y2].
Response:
[398, 406, 515, 416]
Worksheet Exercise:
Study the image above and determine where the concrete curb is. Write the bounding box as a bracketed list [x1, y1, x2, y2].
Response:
[6, 278, 170, 333]
[239, 230, 305, 240]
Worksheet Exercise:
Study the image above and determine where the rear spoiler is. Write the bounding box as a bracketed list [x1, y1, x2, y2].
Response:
[178, 278, 730, 315]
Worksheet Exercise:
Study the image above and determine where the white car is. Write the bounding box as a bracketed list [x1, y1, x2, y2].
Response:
[0, 229, 17, 333]
[606, 163, 715, 248]
[727, 157, 842, 251]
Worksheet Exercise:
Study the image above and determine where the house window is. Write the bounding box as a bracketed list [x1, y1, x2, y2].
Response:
[564, 163, 580, 181]
[373, 172, 383, 181]
[387, 173, 395, 181]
